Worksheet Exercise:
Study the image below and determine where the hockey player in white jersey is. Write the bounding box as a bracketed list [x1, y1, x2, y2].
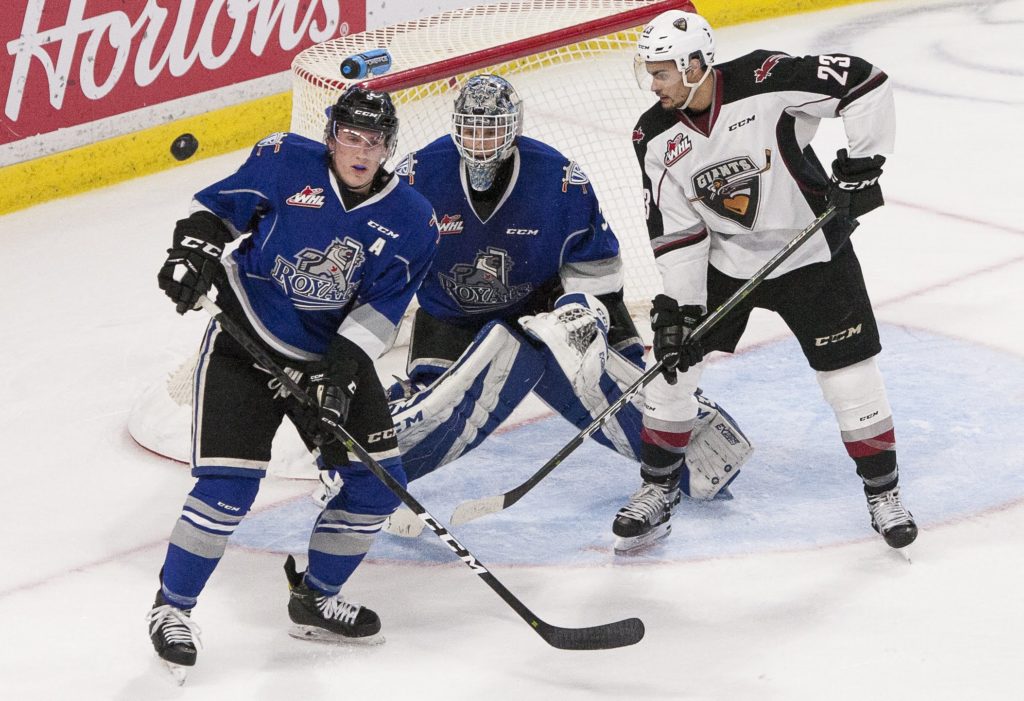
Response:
[146, 86, 437, 678]
[620, 9, 917, 551]
[315, 74, 752, 533]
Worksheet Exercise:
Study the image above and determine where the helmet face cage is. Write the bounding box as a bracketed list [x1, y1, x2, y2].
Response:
[326, 86, 399, 162]
[634, 11, 716, 92]
[450, 75, 523, 190]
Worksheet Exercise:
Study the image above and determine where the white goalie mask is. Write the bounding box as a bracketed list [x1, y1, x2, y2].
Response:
[634, 10, 716, 109]
[451, 74, 523, 191]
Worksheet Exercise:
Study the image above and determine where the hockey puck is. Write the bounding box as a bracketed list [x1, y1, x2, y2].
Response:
[171, 133, 199, 161]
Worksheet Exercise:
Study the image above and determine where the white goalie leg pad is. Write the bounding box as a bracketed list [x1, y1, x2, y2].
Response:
[683, 392, 754, 500]
[389, 321, 545, 482]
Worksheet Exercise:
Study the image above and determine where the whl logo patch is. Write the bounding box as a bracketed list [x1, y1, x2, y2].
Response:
[434, 213, 465, 235]
[664, 133, 692, 166]
[286, 186, 326, 208]
[688, 150, 772, 229]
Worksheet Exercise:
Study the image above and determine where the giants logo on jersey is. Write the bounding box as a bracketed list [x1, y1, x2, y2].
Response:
[438, 246, 532, 314]
[689, 150, 772, 229]
[664, 133, 692, 166]
[432, 213, 464, 235]
[754, 53, 789, 83]
[632, 126, 645, 143]
[270, 237, 365, 310]
[286, 186, 326, 208]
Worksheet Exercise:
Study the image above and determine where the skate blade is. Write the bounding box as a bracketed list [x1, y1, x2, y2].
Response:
[288, 625, 385, 646]
[613, 522, 672, 555]
[161, 660, 189, 686]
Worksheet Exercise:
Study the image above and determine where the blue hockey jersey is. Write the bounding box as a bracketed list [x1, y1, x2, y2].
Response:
[193, 132, 437, 361]
[395, 135, 623, 326]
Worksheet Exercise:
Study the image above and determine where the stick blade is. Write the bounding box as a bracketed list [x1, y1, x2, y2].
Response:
[450, 494, 506, 526]
[535, 617, 645, 650]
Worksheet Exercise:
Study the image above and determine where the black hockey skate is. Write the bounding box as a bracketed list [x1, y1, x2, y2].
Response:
[146, 590, 201, 684]
[612, 481, 681, 553]
[866, 486, 918, 549]
[284, 555, 383, 644]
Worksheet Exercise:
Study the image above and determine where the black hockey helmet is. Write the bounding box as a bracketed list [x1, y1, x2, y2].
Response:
[326, 85, 399, 160]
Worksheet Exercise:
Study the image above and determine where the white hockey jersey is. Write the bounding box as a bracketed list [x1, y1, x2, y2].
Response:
[632, 49, 895, 308]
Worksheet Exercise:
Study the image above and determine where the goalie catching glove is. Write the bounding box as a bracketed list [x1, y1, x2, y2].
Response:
[519, 292, 610, 396]
[157, 211, 234, 314]
[650, 294, 704, 385]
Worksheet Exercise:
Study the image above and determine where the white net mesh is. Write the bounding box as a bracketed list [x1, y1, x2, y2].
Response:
[292, 0, 694, 306]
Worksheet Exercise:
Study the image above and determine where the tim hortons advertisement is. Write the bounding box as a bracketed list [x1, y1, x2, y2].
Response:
[1, 0, 366, 146]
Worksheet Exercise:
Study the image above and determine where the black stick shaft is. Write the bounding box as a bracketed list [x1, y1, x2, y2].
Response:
[196, 296, 643, 650]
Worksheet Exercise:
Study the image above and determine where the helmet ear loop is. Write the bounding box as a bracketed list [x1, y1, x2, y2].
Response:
[674, 59, 711, 111]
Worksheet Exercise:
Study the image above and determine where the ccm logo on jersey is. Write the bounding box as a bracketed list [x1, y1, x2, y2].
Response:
[286, 186, 326, 208]
[368, 220, 399, 238]
[754, 53, 789, 83]
[664, 133, 692, 166]
[433, 213, 464, 235]
[367, 427, 397, 443]
[506, 228, 538, 236]
[815, 323, 863, 346]
[729, 115, 756, 131]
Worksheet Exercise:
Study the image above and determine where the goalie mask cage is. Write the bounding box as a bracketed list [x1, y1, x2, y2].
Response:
[129, 0, 692, 467]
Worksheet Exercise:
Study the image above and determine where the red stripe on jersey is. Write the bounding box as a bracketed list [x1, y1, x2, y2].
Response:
[653, 230, 708, 258]
[642, 426, 692, 451]
[843, 428, 896, 458]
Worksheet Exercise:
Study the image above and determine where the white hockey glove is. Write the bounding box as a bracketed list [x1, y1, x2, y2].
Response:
[518, 293, 610, 397]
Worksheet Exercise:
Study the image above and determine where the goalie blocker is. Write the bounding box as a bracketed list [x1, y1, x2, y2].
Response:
[317, 293, 752, 517]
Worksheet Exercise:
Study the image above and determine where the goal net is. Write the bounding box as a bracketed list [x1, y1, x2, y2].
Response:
[130, 0, 691, 469]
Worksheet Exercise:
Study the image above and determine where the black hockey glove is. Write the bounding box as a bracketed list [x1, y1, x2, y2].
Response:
[303, 337, 361, 452]
[828, 148, 886, 236]
[157, 211, 234, 314]
[650, 294, 704, 386]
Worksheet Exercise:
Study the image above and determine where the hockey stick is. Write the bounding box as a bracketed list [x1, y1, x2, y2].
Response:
[195, 295, 644, 650]
[450, 206, 839, 526]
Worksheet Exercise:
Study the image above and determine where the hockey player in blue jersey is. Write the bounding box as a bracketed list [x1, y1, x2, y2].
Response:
[314, 75, 751, 549]
[146, 86, 437, 677]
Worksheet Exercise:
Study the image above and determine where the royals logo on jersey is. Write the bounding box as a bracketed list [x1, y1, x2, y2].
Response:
[438, 246, 532, 314]
[270, 237, 366, 310]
